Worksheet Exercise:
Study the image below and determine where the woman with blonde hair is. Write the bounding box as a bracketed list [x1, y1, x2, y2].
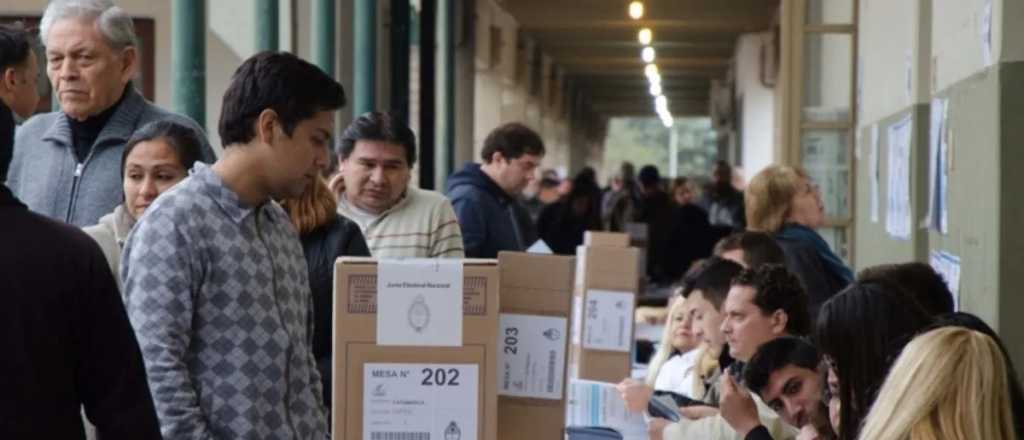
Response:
[857, 326, 1017, 440]
[745, 165, 852, 319]
[282, 173, 370, 409]
[619, 294, 703, 413]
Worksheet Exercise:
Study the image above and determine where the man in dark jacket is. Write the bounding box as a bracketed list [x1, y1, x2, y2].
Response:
[446, 122, 544, 258]
[1, 28, 161, 436]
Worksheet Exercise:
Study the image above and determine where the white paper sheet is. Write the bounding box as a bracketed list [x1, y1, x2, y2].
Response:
[904, 49, 913, 104]
[498, 314, 568, 399]
[364, 363, 478, 440]
[929, 251, 961, 311]
[925, 98, 951, 234]
[377, 259, 463, 346]
[583, 290, 635, 352]
[527, 239, 553, 254]
[565, 379, 648, 440]
[886, 116, 913, 240]
[870, 124, 880, 223]
[981, 0, 993, 67]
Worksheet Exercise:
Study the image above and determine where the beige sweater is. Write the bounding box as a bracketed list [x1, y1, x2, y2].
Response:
[82, 205, 135, 289]
[338, 186, 465, 258]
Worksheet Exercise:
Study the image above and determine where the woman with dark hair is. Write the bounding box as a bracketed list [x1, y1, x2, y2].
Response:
[537, 169, 603, 254]
[84, 120, 206, 285]
[813, 281, 934, 440]
[281, 173, 370, 409]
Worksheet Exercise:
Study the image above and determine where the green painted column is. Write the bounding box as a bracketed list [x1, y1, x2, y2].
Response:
[172, 0, 206, 128]
[437, 0, 455, 188]
[255, 0, 279, 52]
[353, 0, 376, 116]
[312, 0, 335, 75]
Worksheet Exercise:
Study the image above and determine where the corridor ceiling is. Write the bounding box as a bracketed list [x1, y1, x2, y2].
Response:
[498, 0, 779, 118]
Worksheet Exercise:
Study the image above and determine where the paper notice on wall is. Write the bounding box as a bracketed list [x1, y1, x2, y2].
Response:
[498, 314, 568, 400]
[924, 98, 950, 234]
[565, 379, 648, 440]
[981, 0, 993, 67]
[364, 363, 479, 440]
[583, 290, 635, 352]
[870, 124, 881, 223]
[904, 49, 913, 103]
[377, 259, 463, 346]
[929, 251, 961, 311]
[886, 116, 913, 240]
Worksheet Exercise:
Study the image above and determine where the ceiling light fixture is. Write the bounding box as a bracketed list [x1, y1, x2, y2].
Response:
[641, 46, 656, 63]
[638, 28, 652, 45]
[644, 63, 659, 78]
[649, 83, 662, 96]
[629, 1, 644, 19]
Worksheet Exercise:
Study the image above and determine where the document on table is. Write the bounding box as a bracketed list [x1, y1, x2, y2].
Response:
[565, 379, 648, 440]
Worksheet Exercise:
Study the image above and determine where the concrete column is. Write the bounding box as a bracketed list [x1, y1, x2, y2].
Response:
[255, 0, 279, 52]
[437, 0, 455, 187]
[312, 0, 335, 75]
[353, 0, 377, 116]
[172, 0, 206, 128]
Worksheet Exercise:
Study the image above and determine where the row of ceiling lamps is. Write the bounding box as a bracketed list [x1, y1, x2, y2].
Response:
[630, 1, 673, 127]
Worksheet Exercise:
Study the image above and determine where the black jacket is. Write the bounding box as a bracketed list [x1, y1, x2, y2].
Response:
[0, 184, 161, 439]
[0, 102, 13, 180]
[300, 214, 370, 408]
[664, 203, 716, 282]
[446, 163, 535, 257]
[776, 238, 847, 322]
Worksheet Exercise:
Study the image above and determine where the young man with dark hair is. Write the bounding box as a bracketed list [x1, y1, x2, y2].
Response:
[333, 111, 464, 258]
[122, 51, 344, 439]
[856, 262, 954, 316]
[0, 23, 162, 440]
[446, 122, 545, 257]
[651, 264, 808, 440]
[722, 264, 811, 363]
[713, 232, 787, 269]
[738, 337, 829, 439]
[0, 23, 39, 180]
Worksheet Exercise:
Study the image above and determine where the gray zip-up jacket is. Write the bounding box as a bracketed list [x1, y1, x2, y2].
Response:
[6, 86, 215, 227]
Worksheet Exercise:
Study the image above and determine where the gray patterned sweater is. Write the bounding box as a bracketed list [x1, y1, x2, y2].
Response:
[121, 163, 328, 439]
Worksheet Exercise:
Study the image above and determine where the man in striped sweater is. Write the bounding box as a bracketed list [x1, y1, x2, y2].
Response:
[334, 111, 464, 258]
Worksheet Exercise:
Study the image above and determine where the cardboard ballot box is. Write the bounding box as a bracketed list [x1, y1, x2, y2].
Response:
[333, 258, 499, 440]
[496, 252, 575, 440]
[569, 245, 640, 383]
[583, 231, 630, 248]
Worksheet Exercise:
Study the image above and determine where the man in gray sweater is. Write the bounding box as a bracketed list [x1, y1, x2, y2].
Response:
[5, 0, 213, 227]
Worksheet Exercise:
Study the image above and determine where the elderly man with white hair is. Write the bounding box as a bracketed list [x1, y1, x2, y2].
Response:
[6, 0, 214, 227]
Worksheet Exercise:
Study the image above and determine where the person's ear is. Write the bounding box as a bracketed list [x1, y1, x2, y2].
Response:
[1, 67, 16, 93]
[118, 46, 138, 84]
[255, 109, 280, 146]
[771, 309, 789, 335]
[491, 150, 506, 165]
